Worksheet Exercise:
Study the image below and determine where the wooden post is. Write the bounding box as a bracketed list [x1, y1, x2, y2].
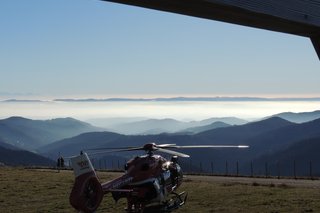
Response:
[265, 162, 268, 178]
[310, 161, 313, 179]
[211, 161, 214, 175]
[225, 160, 228, 176]
[250, 161, 253, 177]
[294, 160, 297, 179]
[236, 161, 239, 176]
[311, 37, 320, 60]
[57, 152, 61, 173]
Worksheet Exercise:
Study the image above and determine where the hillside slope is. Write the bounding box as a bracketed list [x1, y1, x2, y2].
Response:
[0, 142, 55, 166]
[38, 117, 320, 176]
[270, 110, 320, 123]
[0, 117, 104, 150]
[253, 137, 320, 176]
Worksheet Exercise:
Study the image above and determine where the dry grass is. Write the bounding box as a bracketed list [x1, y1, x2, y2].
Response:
[1, 167, 320, 213]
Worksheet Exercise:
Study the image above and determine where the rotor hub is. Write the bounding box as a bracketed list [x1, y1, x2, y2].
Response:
[143, 143, 157, 151]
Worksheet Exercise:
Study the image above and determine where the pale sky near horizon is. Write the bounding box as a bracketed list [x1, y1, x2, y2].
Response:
[1, 0, 320, 99]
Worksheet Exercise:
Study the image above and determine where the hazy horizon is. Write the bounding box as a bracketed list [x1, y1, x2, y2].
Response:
[0, 99, 319, 122]
[1, 94, 320, 102]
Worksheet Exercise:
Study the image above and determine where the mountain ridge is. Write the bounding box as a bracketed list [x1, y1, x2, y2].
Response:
[268, 110, 320, 123]
[0, 116, 105, 150]
[94, 117, 247, 135]
[0, 141, 55, 166]
[51, 97, 320, 102]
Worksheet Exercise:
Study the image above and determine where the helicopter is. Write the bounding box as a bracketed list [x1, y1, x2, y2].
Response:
[69, 142, 249, 213]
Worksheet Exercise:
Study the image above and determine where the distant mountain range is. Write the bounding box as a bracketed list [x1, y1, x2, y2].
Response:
[269, 110, 320, 123]
[38, 131, 124, 158]
[2, 96, 320, 102]
[38, 116, 320, 177]
[52, 97, 320, 102]
[2, 99, 45, 102]
[1, 109, 320, 174]
[179, 121, 231, 134]
[0, 117, 104, 151]
[54, 97, 270, 102]
[0, 141, 54, 166]
[0, 140, 20, 150]
[88, 117, 247, 135]
[253, 137, 320, 176]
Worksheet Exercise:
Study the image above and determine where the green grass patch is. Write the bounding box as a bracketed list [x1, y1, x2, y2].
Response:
[0, 167, 320, 212]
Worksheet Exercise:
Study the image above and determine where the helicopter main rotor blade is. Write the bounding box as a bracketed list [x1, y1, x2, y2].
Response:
[83, 143, 248, 157]
[163, 145, 249, 149]
[86, 147, 145, 155]
[85, 147, 138, 151]
[86, 143, 178, 151]
[156, 143, 177, 147]
[157, 148, 190, 158]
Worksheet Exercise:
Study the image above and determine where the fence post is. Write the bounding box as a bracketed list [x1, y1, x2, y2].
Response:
[250, 161, 253, 177]
[211, 162, 214, 175]
[277, 161, 280, 179]
[112, 160, 114, 170]
[200, 162, 203, 173]
[293, 160, 296, 179]
[236, 161, 239, 176]
[265, 162, 268, 178]
[225, 161, 228, 176]
[104, 159, 107, 170]
[310, 161, 313, 179]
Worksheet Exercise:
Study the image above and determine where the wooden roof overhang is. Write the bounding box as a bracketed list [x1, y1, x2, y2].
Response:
[101, 0, 320, 60]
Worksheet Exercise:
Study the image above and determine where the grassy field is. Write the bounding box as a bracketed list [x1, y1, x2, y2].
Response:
[1, 167, 320, 213]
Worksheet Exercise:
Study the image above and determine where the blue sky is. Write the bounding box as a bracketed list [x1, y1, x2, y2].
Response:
[1, 0, 319, 99]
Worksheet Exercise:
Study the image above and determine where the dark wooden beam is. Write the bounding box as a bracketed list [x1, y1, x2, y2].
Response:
[311, 37, 320, 59]
[101, 0, 320, 60]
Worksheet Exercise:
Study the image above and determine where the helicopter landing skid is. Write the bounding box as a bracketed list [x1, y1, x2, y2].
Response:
[165, 191, 188, 212]
[143, 191, 188, 213]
